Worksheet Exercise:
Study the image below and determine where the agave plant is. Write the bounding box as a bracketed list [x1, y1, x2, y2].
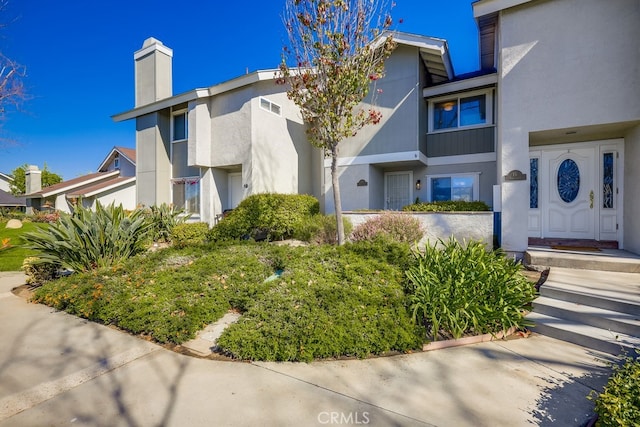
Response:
[22, 202, 152, 272]
[145, 203, 190, 243]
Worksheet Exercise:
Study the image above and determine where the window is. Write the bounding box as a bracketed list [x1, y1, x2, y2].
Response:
[172, 178, 200, 215]
[114, 153, 120, 170]
[259, 97, 281, 116]
[430, 90, 491, 132]
[426, 173, 479, 202]
[172, 110, 187, 141]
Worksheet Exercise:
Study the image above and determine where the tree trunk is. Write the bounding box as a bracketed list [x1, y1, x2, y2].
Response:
[330, 144, 345, 245]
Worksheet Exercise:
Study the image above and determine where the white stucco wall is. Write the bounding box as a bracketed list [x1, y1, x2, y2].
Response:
[495, 0, 640, 254]
[624, 125, 640, 254]
[344, 211, 494, 249]
[0, 176, 10, 192]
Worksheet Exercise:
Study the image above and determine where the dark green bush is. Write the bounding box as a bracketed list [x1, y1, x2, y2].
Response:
[591, 355, 640, 426]
[217, 245, 422, 361]
[402, 200, 490, 212]
[406, 238, 536, 341]
[293, 214, 352, 244]
[22, 202, 151, 272]
[170, 222, 209, 248]
[350, 212, 423, 243]
[209, 193, 320, 241]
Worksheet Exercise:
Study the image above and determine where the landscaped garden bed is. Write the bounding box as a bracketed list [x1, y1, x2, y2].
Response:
[21, 195, 538, 362]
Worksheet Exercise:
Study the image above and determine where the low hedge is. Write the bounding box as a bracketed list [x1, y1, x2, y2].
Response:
[402, 200, 490, 212]
[209, 193, 320, 241]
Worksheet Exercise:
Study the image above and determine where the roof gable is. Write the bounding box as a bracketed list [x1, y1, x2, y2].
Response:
[97, 146, 136, 172]
[28, 171, 121, 198]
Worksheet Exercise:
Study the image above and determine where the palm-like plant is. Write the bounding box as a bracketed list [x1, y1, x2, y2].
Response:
[22, 202, 152, 272]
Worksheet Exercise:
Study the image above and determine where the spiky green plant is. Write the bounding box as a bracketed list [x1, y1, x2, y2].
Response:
[22, 202, 151, 272]
[406, 238, 536, 341]
[145, 203, 190, 243]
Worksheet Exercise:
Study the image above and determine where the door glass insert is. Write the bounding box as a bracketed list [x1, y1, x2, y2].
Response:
[530, 158, 538, 209]
[603, 153, 614, 209]
[557, 159, 580, 203]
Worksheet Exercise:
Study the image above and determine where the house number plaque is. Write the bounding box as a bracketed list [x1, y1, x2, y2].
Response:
[504, 170, 527, 181]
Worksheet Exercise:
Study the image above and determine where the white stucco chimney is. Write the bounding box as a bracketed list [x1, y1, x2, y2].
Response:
[25, 165, 42, 194]
[134, 37, 173, 107]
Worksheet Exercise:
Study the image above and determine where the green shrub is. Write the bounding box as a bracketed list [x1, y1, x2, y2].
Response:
[209, 193, 320, 242]
[22, 202, 151, 272]
[350, 212, 423, 244]
[217, 245, 422, 361]
[0, 209, 26, 221]
[293, 214, 352, 244]
[406, 238, 536, 341]
[402, 200, 490, 212]
[170, 222, 209, 248]
[591, 355, 640, 427]
[22, 256, 58, 286]
[145, 204, 189, 243]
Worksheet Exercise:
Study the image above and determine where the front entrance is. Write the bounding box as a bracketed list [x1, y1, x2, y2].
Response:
[385, 171, 413, 210]
[228, 173, 243, 209]
[529, 140, 622, 242]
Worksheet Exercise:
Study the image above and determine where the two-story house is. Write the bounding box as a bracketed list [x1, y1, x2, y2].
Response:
[113, 0, 639, 257]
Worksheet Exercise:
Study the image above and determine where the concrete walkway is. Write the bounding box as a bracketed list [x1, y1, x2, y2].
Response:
[0, 272, 614, 427]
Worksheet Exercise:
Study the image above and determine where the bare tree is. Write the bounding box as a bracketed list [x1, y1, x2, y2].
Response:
[0, 0, 26, 147]
[279, 0, 396, 244]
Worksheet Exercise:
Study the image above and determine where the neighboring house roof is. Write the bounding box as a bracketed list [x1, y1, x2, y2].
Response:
[0, 189, 25, 207]
[0, 172, 12, 182]
[66, 176, 136, 198]
[97, 146, 136, 172]
[27, 171, 121, 198]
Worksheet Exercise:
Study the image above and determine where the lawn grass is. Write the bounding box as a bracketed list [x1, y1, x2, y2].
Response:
[0, 221, 49, 271]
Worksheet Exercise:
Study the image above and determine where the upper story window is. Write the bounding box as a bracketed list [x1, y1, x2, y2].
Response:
[172, 110, 187, 141]
[114, 153, 120, 170]
[259, 97, 281, 116]
[429, 89, 492, 133]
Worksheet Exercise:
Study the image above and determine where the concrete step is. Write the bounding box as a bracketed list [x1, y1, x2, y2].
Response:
[526, 312, 640, 356]
[525, 248, 640, 273]
[532, 296, 640, 337]
[539, 267, 640, 314]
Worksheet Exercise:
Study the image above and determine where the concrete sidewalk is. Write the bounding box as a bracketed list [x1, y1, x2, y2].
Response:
[0, 271, 613, 426]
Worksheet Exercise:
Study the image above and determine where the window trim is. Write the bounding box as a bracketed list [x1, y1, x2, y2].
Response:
[425, 172, 480, 202]
[171, 108, 188, 142]
[259, 97, 282, 116]
[170, 175, 201, 216]
[428, 89, 493, 134]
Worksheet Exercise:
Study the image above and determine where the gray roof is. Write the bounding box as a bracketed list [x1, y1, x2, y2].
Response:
[0, 189, 26, 207]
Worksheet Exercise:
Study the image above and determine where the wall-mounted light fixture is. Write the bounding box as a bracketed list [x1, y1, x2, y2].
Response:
[415, 179, 421, 190]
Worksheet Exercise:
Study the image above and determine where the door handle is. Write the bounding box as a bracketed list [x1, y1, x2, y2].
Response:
[589, 190, 594, 209]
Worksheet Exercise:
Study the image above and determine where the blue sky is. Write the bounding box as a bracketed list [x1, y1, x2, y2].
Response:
[0, 0, 479, 180]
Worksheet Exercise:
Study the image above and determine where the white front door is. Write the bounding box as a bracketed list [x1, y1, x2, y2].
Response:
[228, 173, 243, 209]
[529, 140, 623, 242]
[543, 147, 596, 239]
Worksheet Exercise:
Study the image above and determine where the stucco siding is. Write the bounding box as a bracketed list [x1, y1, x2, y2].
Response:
[338, 45, 421, 158]
[624, 125, 640, 254]
[497, 0, 640, 254]
[210, 86, 253, 168]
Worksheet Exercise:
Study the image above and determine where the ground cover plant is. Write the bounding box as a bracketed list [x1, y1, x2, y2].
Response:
[406, 238, 536, 341]
[33, 242, 423, 360]
[217, 244, 422, 361]
[0, 221, 49, 271]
